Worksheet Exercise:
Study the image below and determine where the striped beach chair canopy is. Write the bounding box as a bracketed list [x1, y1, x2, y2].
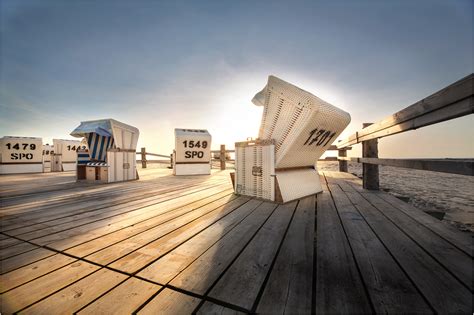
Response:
[70, 119, 139, 162]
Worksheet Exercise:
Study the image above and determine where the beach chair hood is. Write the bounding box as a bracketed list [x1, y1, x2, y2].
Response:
[70, 119, 139, 162]
[70, 119, 139, 150]
[70, 120, 113, 138]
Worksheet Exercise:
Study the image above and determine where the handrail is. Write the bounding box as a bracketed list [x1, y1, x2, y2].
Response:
[332, 73, 474, 189]
[337, 74, 473, 148]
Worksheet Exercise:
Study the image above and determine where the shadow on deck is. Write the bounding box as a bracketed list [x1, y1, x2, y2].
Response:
[0, 168, 472, 314]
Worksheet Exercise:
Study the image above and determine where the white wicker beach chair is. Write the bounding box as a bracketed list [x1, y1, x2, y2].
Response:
[235, 75, 351, 203]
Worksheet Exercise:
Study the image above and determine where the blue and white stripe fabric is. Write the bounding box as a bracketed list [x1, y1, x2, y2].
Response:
[87, 133, 114, 161]
[77, 152, 90, 165]
[87, 162, 108, 167]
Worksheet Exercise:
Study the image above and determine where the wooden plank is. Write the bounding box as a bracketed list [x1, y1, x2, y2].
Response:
[197, 301, 246, 314]
[18, 186, 231, 244]
[5, 181, 225, 237]
[3, 180, 226, 234]
[0, 261, 99, 314]
[107, 197, 255, 274]
[337, 74, 473, 148]
[329, 171, 473, 256]
[1, 175, 226, 221]
[32, 188, 233, 250]
[344, 186, 472, 313]
[168, 202, 277, 295]
[341, 97, 473, 146]
[19, 268, 127, 314]
[136, 199, 263, 284]
[327, 182, 432, 313]
[0, 242, 38, 261]
[375, 191, 473, 257]
[0, 237, 23, 249]
[82, 196, 247, 267]
[256, 196, 315, 314]
[208, 202, 297, 311]
[315, 181, 372, 314]
[65, 190, 234, 258]
[0, 248, 55, 274]
[77, 277, 161, 314]
[137, 288, 200, 314]
[358, 190, 473, 290]
[1, 253, 76, 293]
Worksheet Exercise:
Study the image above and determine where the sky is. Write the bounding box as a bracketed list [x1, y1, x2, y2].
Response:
[1, 0, 473, 158]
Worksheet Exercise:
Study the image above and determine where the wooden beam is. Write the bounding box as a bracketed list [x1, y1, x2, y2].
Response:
[146, 152, 172, 158]
[220, 144, 226, 170]
[141, 147, 147, 169]
[337, 74, 474, 148]
[211, 150, 235, 153]
[338, 149, 348, 172]
[362, 123, 379, 190]
[341, 158, 474, 176]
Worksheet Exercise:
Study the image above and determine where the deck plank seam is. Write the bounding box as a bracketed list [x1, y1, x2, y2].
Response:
[322, 174, 377, 314]
[0, 171, 191, 201]
[0, 250, 56, 276]
[373, 191, 474, 258]
[1, 179, 229, 231]
[8, 266, 106, 314]
[249, 201, 299, 313]
[63, 191, 236, 257]
[331, 177, 439, 313]
[4, 186, 233, 243]
[358, 191, 473, 293]
[191, 202, 280, 313]
[135, 199, 267, 286]
[1, 190, 232, 267]
[2, 187, 233, 252]
[1, 191, 236, 274]
[125, 197, 257, 277]
[0, 177, 228, 217]
[67, 200, 260, 313]
[165, 283, 251, 314]
[311, 195, 317, 315]
[336, 176, 473, 258]
[0, 235, 42, 262]
[41, 197, 245, 266]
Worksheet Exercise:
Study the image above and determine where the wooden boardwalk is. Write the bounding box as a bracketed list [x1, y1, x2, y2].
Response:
[0, 168, 472, 314]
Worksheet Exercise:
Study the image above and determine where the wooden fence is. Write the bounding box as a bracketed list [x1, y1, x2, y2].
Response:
[136, 145, 236, 170]
[336, 73, 473, 189]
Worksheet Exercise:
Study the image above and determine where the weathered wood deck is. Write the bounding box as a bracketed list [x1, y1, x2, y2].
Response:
[0, 168, 472, 314]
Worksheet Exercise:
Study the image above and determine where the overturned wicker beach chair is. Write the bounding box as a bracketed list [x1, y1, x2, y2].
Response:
[234, 75, 351, 203]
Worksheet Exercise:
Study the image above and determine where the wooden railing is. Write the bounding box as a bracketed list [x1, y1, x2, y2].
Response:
[136, 145, 236, 170]
[336, 73, 474, 190]
[136, 148, 172, 168]
[211, 145, 235, 170]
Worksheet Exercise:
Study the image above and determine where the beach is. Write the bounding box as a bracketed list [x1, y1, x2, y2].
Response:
[317, 161, 474, 232]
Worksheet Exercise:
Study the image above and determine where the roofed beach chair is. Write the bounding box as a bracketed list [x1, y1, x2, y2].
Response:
[234, 75, 351, 203]
[71, 119, 139, 183]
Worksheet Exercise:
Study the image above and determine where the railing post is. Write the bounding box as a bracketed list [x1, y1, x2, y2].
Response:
[170, 153, 173, 169]
[362, 123, 379, 190]
[338, 148, 348, 172]
[141, 147, 147, 169]
[220, 144, 226, 170]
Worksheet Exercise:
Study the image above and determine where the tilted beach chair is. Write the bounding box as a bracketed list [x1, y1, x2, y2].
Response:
[235, 75, 351, 203]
